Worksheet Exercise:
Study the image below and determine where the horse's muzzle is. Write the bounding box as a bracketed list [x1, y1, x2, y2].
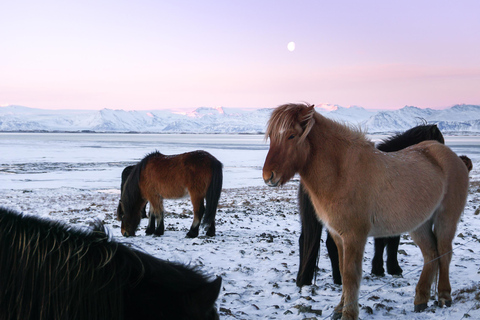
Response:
[121, 229, 135, 237]
[263, 171, 280, 187]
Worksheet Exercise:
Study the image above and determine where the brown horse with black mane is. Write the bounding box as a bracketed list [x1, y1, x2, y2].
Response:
[263, 103, 470, 320]
[119, 150, 223, 238]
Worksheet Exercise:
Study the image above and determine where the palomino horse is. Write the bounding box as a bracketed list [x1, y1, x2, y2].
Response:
[119, 150, 223, 238]
[0, 207, 221, 320]
[263, 103, 470, 320]
[297, 124, 446, 286]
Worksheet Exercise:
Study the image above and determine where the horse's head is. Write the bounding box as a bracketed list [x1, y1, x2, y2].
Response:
[263, 103, 315, 187]
[120, 201, 141, 237]
[116, 200, 124, 221]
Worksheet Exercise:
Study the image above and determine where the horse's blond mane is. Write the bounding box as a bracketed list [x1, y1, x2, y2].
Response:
[266, 103, 368, 145]
[266, 103, 315, 142]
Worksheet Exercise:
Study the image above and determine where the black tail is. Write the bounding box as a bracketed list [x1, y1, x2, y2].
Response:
[202, 157, 223, 227]
[459, 155, 473, 172]
[296, 184, 323, 287]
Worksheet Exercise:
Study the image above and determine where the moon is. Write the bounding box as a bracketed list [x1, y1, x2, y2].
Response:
[287, 41, 295, 52]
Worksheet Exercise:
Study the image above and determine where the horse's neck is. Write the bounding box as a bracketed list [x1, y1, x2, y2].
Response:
[299, 117, 372, 201]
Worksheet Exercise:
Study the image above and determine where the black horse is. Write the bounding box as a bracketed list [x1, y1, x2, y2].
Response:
[117, 165, 147, 220]
[0, 207, 221, 320]
[296, 124, 445, 286]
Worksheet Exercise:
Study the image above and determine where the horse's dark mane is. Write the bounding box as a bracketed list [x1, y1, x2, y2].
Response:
[122, 151, 163, 216]
[0, 207, 124, 319]
[377, 124, 444, 152]
[0, 207, 220, 320]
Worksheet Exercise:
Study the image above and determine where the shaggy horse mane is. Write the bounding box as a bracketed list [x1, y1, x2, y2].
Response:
[121, 151, 162, 217]
[0, 207, 219, 320]
[266, 103, 368, 145]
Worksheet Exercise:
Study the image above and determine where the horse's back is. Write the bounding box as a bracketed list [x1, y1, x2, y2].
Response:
[141, 150, 218, 199]
[409, 140, 469, 179]
[369, 141, 468, 237]
[414, 140, 470, 210]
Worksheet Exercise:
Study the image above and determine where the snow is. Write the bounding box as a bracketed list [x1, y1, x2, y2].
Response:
[1, 133, 480, 319]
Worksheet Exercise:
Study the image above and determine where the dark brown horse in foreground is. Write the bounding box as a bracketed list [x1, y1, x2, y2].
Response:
[0, 207, 221, 320]
[119, 150, 223, 238]
[263, 103, 470, 320]
[297, 124, 446, 287]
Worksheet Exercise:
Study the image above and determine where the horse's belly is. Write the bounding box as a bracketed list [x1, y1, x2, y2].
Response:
[167, 187, 189, 199]
[369, 204, 439, 238]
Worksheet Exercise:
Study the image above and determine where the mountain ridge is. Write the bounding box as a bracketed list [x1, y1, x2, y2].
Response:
[1, 104, 479, 134]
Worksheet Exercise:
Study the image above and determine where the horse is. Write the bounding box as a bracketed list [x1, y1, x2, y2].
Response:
[0, 207, 222, 320]
[296, 124, 446, 287]
[263, 103, 470, 320]
[119, 150, 223, 238]
[117, 165, 147, 221]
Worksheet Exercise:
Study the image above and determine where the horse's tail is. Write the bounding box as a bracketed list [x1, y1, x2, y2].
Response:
[459, 155, 473, 172]
[202, 157, 223, 227]
[296, 184, 323, 287]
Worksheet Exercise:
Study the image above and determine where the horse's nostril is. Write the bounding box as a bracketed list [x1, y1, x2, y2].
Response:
[270, 172, 274, 181]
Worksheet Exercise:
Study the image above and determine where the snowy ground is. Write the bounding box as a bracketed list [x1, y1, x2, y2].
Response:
[1, 133, 480, 319]
[1, 169, 480, 320]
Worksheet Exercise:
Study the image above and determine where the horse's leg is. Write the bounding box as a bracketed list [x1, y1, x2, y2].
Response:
[409, 222, 438, 312]
[205, 215, 215, 237]
[331, 233, 366, 320]
[433, 208, 461, 308]
[330, 232, 345, 319]
[146, 197, 165, 236]
[141, 202, 147, 219]
[326, 231, 342, 285]
[371, 237, 386, 276]
[153, 207, 165, 236]
[296, 185, 323, 287]
[341, 237, 366, 320]
[186, 195, 205, 238]
[145, 205, 156, 235]
[386, 236, 402, 276]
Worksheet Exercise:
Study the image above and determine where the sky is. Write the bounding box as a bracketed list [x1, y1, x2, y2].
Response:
[1, 0, 480, 111]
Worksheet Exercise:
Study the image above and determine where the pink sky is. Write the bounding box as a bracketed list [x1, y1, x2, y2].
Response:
[1, 0, 479, 111]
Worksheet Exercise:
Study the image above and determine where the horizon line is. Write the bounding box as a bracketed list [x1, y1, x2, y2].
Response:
[1, 102, 477, 113]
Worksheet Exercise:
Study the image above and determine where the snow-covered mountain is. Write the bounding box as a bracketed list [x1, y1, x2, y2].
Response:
[1, 104, 479, 133]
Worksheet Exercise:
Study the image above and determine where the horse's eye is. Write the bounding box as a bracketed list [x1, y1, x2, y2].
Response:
[288, 135, 295, 140]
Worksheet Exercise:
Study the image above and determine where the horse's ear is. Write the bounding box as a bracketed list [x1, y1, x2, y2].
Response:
[299, 104, 315, 143]
[192, 276, 222, 311]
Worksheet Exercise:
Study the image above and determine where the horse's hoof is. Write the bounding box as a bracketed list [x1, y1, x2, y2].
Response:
[153, 229, 164, 236]
[414, 303, 428, 312]
[387, 264, 403, 276]
[371, 271, 385, 277]
[206, 230, 215, 237]
[331, 311, 342, 320]
[435, 299, 452, 308]
[371, 265, 385, 277]
[186, 231, 198, 238]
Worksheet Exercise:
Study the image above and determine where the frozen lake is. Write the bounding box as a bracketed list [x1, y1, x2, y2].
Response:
[1, 133, 479, 190]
